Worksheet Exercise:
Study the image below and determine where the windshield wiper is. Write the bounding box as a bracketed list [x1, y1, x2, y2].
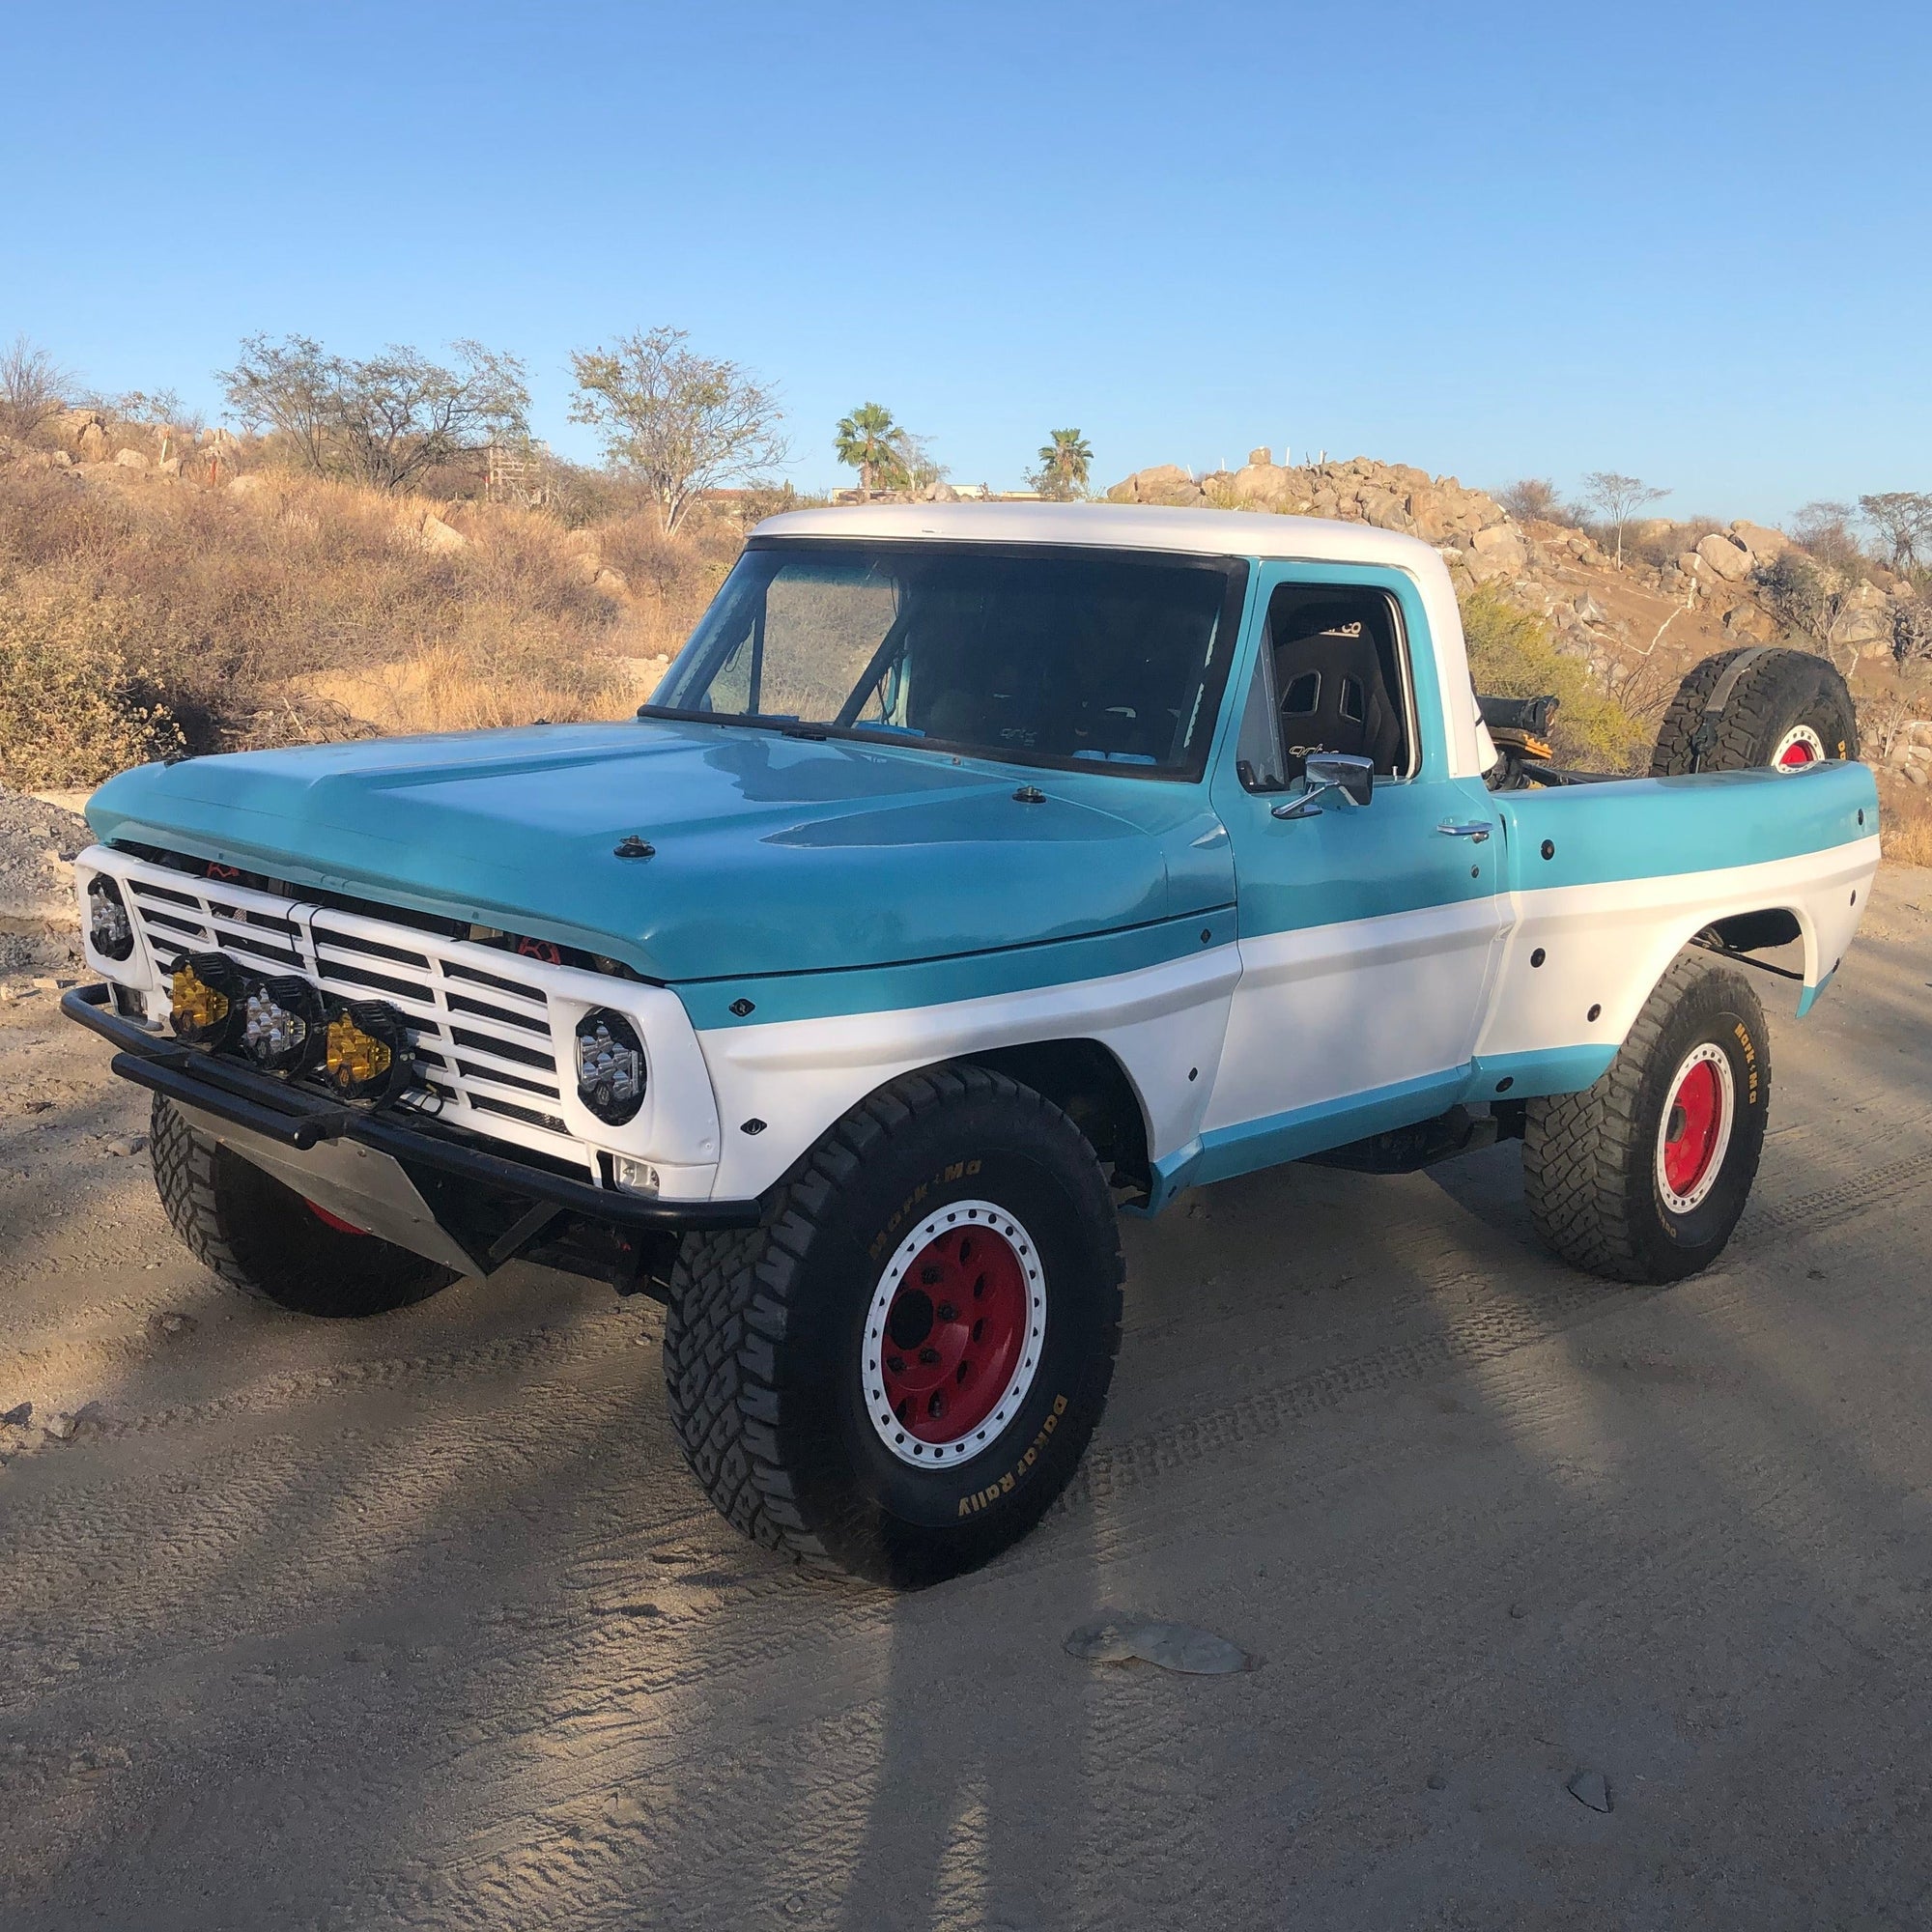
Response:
[636, 705, 804, 732]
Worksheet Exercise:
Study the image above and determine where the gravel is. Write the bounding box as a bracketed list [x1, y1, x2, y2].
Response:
[0, 784, 90, 980]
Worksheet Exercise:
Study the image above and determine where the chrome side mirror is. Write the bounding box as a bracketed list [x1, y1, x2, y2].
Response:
[1272, 752, 1375, 820]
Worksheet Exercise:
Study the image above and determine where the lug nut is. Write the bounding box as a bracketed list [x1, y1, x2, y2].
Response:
[918, 1346, 941, 1365]
[936, 1301, 958, 1322]
[887, 1354, 905, 1374]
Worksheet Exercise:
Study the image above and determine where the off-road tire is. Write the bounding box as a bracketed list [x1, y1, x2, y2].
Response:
[151, 1095, 458, 1317]
[663, 1065, 1124, 1587]
[1522, 952, 1769, 1284]
[1650, 646, 1857, 776]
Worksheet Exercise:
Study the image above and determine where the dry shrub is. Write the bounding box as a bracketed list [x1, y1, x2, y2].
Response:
[300, 620, 625, 737]
[0, 466, 128, 569]
[0, 569, 184, 786]
[1460, 587, 1648, 771]
[1878, 775, 1932, 867]
[0, 463, 727, 781]
[596, 507, 741, 655]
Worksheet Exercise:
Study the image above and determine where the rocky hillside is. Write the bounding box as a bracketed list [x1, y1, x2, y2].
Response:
[1110, 450, 1931, 788]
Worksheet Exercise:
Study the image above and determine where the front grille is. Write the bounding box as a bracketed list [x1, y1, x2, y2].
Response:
[115, 860, 587, 1163]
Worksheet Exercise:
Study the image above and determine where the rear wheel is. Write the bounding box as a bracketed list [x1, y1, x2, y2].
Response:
[663, 1065, 1123, 1586]
[1651, 646, 1857, 776]
[150, 1095, 458, 1317]
[1522, 952, 1769, 1283]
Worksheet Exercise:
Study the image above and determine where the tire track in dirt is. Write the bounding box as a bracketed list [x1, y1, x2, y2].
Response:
[270, 1310, 1922, 1932]
[8, 1118, 1927, 1697]
[1741, 1141, 1932, 1236]
[1065, 1129, 1932, 1517]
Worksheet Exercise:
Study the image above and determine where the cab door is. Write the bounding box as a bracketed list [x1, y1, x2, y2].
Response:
[1202, 563, 1504, 1149]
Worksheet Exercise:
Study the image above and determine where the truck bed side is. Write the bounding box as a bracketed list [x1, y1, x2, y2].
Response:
[1472, 762, 1880, 1093]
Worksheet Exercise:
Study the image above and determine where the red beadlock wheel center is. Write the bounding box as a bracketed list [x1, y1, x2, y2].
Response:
[1778, 739, 1816, 767]
[878, 1225, 1028, 1443]
[306, 1199, 367, 1236]
[1662, 1059, 1724, 1196]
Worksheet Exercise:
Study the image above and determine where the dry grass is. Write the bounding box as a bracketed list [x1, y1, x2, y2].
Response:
[297, 639, 674, 737]
[1878, 775, 1932, 867]
[0, 463, 745, 782]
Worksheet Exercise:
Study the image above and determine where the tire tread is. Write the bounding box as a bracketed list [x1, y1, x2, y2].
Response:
[662, 1064, 1123, 1574]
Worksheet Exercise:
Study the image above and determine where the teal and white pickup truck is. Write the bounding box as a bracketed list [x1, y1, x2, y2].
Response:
[65, 504, 1879, 1583]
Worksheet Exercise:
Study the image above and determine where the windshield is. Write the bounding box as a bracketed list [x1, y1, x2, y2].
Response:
[647, 540, 1248, 780]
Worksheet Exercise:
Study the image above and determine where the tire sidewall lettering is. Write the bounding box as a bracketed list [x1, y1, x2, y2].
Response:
[867, 1157, 982, 1265]
[1644, 989, 1768, 1258]
[791, 1105, 1114, 1537]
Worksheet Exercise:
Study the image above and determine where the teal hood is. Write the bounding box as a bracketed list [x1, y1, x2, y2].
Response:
[86, 722, 1236, 983]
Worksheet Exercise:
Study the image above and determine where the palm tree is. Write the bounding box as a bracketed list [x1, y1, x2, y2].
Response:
[835, 403, 900, 500]
[1033, 428, 1093, 501]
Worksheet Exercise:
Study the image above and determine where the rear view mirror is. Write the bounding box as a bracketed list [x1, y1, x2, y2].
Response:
[1307, 752, 1374, 806]
[1273, 751, 1375, 820]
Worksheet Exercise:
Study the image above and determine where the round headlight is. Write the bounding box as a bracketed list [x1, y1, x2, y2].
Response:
[323, 1000, 412, 1103]
[576, 1009, 645, 1125]
[87, 875, 135, 962]
[241, 976, 327, 1077]
[170, 952, 243, 1048]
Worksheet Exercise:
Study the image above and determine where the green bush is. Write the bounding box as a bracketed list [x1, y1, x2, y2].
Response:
[1460, 587, 1646, 773]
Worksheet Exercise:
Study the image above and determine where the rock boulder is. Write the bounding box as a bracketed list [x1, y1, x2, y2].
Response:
[417, 514, 467, 553]
[1695, 531, 1751, 581]
[1106, 464, 1204, 507]
[1230, 463, 1293, 508]
[1729, 521, 1790, 563]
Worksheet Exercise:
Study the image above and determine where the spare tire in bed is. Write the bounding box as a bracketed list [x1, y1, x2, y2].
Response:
[1650, 646, 1858, 776]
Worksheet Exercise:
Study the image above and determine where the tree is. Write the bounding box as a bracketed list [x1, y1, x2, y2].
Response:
[893, 429, 947, 497]
[1858, 492, 1932, 574]
[1031, 428, 1094, 501]
[835, 402, 901, 499]
[1582, 471, 1670, 568]
[569, 327, 785, 533]
[0, 334, 73, 441]
[221, 334, 529, 493]
[1791, 499, 1862, 571]
[1496, 477, 1566, 524]
[219, 334, 336, 473]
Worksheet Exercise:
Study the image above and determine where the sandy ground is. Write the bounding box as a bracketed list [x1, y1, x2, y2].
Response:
[2, 869, 1930, 1931]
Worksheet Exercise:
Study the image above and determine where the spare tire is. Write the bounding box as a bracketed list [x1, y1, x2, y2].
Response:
[1651, 646, 1858, 776]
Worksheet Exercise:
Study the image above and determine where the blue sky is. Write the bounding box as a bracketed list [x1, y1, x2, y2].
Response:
[6, 1, 1926, 522]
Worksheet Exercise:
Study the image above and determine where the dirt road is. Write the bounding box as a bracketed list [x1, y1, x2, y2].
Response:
[4, 871, 1931, 1930]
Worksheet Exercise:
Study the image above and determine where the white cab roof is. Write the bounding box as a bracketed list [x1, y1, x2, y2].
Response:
[754, 500, 1442, 569]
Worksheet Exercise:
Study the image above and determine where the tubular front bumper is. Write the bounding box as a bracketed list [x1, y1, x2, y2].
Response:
[62, 983, 763, 1236]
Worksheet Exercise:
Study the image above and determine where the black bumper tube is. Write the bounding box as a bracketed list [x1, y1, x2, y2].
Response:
[64, 983, 762, 1233]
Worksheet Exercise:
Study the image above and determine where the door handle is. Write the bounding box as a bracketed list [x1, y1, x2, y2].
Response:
[1436, 820, 1492, 842]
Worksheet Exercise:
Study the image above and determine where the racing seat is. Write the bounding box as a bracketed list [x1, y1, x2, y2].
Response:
[1269, 592, 1407, 781]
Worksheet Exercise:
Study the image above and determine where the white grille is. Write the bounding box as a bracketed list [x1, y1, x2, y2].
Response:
[115, 860, 591, 1168]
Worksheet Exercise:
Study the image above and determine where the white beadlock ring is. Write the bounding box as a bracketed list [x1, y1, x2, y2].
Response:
[1771, 724, 1826, 768]
[1655, 1042, 1736, 1215]
[861, 1199, 1046, 1468]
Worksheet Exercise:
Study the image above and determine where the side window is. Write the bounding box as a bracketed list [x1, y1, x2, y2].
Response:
[1233, 621, 1287, 792]
[1242, 583, 1414, 786]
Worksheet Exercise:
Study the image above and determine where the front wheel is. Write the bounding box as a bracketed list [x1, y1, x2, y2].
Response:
[151, 1096, 459, 1317]
[663, 1065, 1124, 1586]
[1522, 952, 1770, 1283]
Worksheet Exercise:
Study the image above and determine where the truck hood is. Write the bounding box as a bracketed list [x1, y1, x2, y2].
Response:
[86, 722, 1235, 983]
